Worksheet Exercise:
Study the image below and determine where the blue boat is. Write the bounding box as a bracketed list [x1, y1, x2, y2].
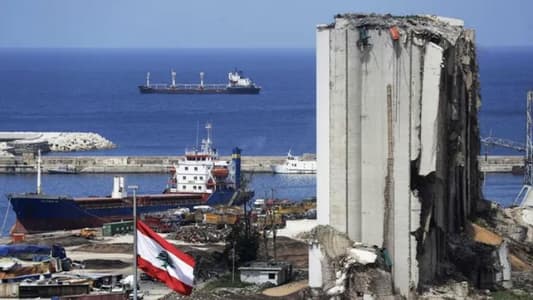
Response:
[8, 123, 253, 233]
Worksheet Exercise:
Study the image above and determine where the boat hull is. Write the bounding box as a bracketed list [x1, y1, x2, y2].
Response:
[47, 169, 79, 174]
[138, 86, 260, 94]
[271, 164, 316, 174]
[9, 190, 252, 233]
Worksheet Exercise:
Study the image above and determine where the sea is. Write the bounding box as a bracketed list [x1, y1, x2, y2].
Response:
[0, 47, 532, 235]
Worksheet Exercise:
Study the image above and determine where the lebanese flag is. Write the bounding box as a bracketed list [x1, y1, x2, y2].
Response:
[136, 220, 195, 295]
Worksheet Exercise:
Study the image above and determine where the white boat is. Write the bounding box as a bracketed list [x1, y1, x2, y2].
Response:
[271, 150, 316, 174]
[165, 122, 238, 200]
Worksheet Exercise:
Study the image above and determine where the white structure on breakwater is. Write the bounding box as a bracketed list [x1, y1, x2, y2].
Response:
[314, 14, 481, 297]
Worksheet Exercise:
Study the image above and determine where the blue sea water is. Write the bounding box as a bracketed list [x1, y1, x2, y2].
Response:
[0, 47, 531, 235]
[0, 48, 315, 156]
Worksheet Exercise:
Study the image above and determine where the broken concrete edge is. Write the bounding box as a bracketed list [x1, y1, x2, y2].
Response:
[305, 225, 392, 297]
[320, 13, 466, 47]
[467, 221, 504, 246]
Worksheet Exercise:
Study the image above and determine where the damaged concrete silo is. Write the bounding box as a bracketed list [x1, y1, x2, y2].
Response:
[315, 14, 481, 296]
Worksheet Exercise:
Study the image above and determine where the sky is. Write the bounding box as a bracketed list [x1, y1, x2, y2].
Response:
[1, 0, 531, 48]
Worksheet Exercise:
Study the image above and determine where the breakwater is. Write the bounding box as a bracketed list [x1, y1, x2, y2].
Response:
[478, 155, 524, 173]
[0, 132, 115, 157]
[0, 155, 286, 174]
[0, 155, 523, 174]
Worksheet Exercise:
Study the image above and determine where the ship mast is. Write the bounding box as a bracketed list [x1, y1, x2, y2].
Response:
[205, 122, 212, 149]
[200, 72, 204, 88]
[200, 122, 216, 157]
[146, 72, 150, 87]
[171, 69, 176, 87]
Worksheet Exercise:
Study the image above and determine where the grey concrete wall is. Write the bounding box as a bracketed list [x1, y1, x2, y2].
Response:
[316, 25, 331, 225]
[316, 14, 482, 297]
[0, 153, 521, 174]
[0, 156, 286, 174]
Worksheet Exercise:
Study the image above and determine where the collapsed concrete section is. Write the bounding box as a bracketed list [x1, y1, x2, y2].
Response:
[315, 14, 481, 297]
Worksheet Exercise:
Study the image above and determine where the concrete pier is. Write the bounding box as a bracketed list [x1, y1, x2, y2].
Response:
[479, 155, 524, 173]
[0, 155, 286, 174]
[0, 154, 522, 174]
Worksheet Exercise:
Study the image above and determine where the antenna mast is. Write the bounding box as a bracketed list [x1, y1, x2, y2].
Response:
[171, 69, 176, 87]
[206, 122, 212, 145]
[195, 121, 200, 151]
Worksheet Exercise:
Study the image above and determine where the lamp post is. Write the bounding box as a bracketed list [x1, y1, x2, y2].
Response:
[128, 185, 139, 300]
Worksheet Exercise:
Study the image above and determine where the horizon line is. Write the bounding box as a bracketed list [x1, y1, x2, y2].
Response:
[1, 44, 533, 50]
[0, 46, 316, 50]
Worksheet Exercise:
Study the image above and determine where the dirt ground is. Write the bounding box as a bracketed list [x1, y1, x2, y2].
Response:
[73, 242, 132, 254]
[82, 259, 131, 269]
[15, 222, 312, 299]
[22, 232, 93, 247]
[257, 236, 308, 268]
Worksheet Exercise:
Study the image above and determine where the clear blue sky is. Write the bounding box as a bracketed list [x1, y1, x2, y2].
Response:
[1, 0, 531, 48]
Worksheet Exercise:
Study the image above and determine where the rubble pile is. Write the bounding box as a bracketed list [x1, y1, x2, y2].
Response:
[307, 225, 395, 298]
[446, 232, 503, 289]
[170, 225, 232, 243]
[418, 281, 489, 300]
[475, 204, 533, 294]
[182, 250, 228, 282]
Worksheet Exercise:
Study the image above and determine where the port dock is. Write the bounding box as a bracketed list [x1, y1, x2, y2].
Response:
[0, 155, 524, 174]
[0, 155, 286, 174]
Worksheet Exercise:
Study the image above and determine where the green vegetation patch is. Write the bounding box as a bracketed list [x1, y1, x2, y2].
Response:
[491, 290, 532, 300]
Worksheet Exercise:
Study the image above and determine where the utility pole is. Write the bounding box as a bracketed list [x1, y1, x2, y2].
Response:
[36, 149, 42, 194]
[270, 188, 277, 261]
[232, 241, 236, 283]
[128, 185, 139, 300]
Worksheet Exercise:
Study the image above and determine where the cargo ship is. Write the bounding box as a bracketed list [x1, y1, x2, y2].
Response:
[8, 123, 253, 233]
[138, 69, 261, 94]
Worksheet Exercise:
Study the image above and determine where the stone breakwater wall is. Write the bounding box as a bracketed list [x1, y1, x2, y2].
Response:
[0, 155, 286, 174]
[44, 132, 115, 152]
[479, 155, 524, 173]
[0, 132, 115, 157]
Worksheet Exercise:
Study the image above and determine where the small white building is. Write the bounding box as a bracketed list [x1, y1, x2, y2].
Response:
[239, 262, 292, 286]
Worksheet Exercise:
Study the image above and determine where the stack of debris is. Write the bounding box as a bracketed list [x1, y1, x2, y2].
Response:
[475, 203, 533, 294]
[307, 225, 395, 299]
[170, 225, 232, 243]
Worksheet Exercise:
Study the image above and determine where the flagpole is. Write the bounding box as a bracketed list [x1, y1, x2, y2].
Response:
[128, 185, 139, 300]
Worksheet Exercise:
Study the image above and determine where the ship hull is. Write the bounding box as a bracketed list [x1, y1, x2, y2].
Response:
[271, 164, 316, 174]
[138, 86, 260, 94]
[9, 190, 252, 233]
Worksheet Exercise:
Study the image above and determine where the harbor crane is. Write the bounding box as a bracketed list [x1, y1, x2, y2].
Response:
[481, 136, 525, 153]
[514, 91, 533, 207]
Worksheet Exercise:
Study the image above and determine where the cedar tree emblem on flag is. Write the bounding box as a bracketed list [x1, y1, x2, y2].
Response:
[157, 250, 174, 269]
[136, 220, 195, 295]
